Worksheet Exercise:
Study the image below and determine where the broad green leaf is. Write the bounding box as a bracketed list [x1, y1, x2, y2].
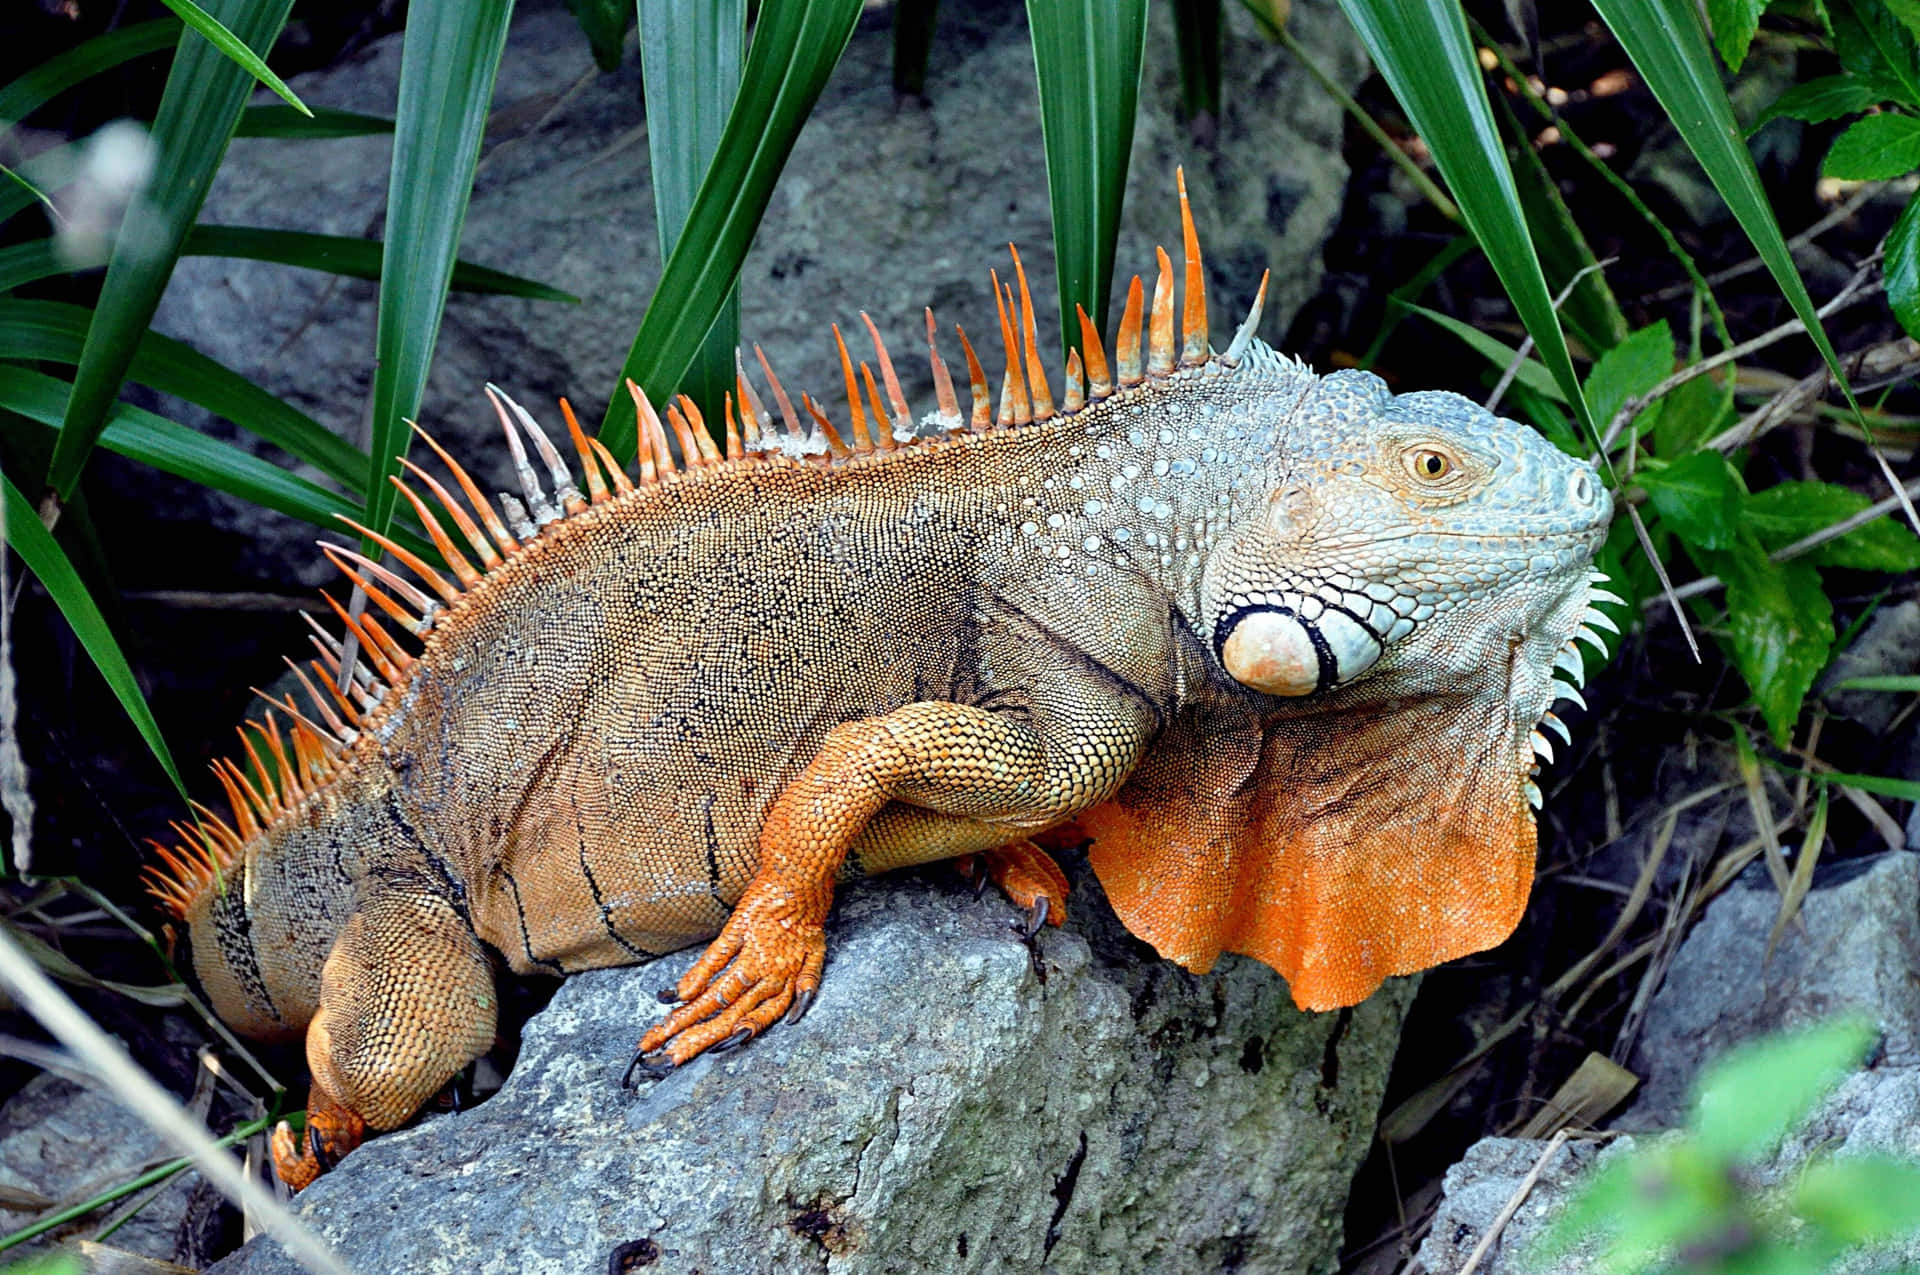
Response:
[1747, 479, 1920, 571]
[567, 0, 631, 71]
[0, 227, 578, 302]
[1833, 0, 1920, 107]
[1823, 111, 1920, 180]
[154, 0, 309, 115]
[0, 18, 179, 127]
[1888, 193, 1920, 340]
[1797, 1157, 1920, 1243]
[233, 105, 395, 139]
[0, 366, 398, 548]
[1337, 0, 1594, 436]
[1642, 451, 1743, 550]
[1, 472, 182, 796]
[44, 0, 298, 501]
[1592, 0, 1871, 421]
[638, 0, 746, 435]
[1652, 373, 1733, 457]
[1889, 0, 1920, 44]
[1583, 320, 1673, 441]
[1399, 301, 1567, 402]
[1750, 74, 1886, 134]
[1028, 0, 1149, 360]
[0, 297, 367, 492]
[363, 0, 514, 545]
[597, 0, 864, 456]
[893, 0, 942, 97]
[1714, 544, 1834, 744]
[1692, 1019, 1874, 1161]
[1708, 0, 1767, 70]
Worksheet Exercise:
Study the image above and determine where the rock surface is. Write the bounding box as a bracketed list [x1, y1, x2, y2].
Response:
[147, 0, 1364, 588]
[1413, 851, 1920, 1275]
[211, 866, 1413, 1275]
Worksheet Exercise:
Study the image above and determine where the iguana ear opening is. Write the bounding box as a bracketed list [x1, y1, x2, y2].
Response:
[1081, 691, 1535, 1010]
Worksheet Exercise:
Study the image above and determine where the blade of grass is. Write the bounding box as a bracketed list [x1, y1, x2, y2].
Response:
[893, 0, 941, 96]
[638, 0, 746, 436]
[0, 148, 70, 227]
[0, 18, 181, 128]
[1026, 0, 1149, 359]
[233, 105, 394, 139]
[2, 472, 180, 796]
[361, 0, 515, 545]
[43, 0, 300, 504]
[1833, 673, 1920, 691]
[1398, 300, 1568, 401]
[0, 227, 577, 301]
[0, 366, 431, 554]
[0, 297, 368, 492]
[597, 0, 864, 457]
[1335, 0, 1595, 437]
[153, 0, 309, 116]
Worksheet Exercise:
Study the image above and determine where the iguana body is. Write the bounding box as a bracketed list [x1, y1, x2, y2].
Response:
[148, 180, 1615, 1189]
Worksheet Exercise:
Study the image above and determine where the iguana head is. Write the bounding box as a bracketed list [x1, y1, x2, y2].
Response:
[1201, 367, 1612, 749]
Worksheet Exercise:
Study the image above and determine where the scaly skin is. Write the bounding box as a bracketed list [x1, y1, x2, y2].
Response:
[155, 195, 1614, 1190]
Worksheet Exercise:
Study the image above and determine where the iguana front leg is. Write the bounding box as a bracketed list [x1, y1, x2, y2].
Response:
[270, 874, 497, 1188]
[636, 697, 1152, 1066]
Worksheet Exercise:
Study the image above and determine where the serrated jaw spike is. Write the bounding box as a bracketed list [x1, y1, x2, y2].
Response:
[1588, 589, 1627, 609]
[1555, 682, 1587, 712]
[1524, 780, 1543, 811]
[1553, 645, 1585, 684]
[1530, 730, 1554, 764]
[1575, 626, 1609, 657]
[1541, 711, 1571, 746]
[1588, 569, 1611, 584]
[1583, 607, 1620, 635]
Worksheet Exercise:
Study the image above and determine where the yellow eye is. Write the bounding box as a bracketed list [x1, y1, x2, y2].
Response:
[1409, 448, 1453, 480]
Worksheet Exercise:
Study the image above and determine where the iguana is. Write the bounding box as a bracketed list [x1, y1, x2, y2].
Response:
[145, 175, 1616, 1190]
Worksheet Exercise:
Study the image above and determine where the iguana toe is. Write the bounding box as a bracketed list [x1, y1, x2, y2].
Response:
[980, 839, 1071, 929]
[269, 1092, 366, 1191]
[620, 1050, 675, 1087]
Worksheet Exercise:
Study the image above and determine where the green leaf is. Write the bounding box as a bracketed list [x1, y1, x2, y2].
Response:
[1584, 320, 1673, 440]
[597, 0, 864, 457]
[154, 0, 309, 115]
[0, 142, 76, 226]
[1750, 74, 1887, 134]
[893, 0, 942, 97]
[1028, 0, 1150, 362]
[233, 105, 394, 139]
[1708, 0, 1768, 70]
[1, 472, 182, 796]
[1399, 301, 1568, 401]
[1746, 479, 1920, 571]
[1653, 373, 1734, 456]
[1592, 0, 1874, 424]
[638, 0, 746, 436]
[1821, 767, 1920, 799]
[1336, 0, 1595, 437]
[0, 297, 367, 492]
[1824, 111, 1920, 179]
[1888, 193, 1920, 340]
[1641, 452, 1744, 551]
[44, 0, 299, 501]
[1834, 672, 1920, 691]
[0, 226, 579, 302]
[567, 0, 631, 71]
[1172, 0, 1224, 121]
[1692, 1018, 1875, 1161]
[1715, 543, 1834, 744]
[0, 18, 180, 127]
[1833, 0, 1920, 107]
[1797, 1156, 1920, 1244]
[363, 0, 515, 546]
[0, 366, 398, 547]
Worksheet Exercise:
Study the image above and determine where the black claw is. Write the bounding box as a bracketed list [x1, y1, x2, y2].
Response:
[710, 1025, 755, 1054]
[971, 859, 990, 899]
[1016, 895, 1049, 941]
[620, 1049, 675, 1088]
[786, 987, 817, 1026]
[307, 1122, 337, 1173]
[656, 987, 682, 1004]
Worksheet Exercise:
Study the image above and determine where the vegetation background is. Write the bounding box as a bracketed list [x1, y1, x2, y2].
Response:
[2, 0, 1919, 1269]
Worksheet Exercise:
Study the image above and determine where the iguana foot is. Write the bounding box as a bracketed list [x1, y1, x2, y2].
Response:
[270, 1086, 366, 1191]
[635, 877, 826, 1066]
[960, 839, 1071, 928]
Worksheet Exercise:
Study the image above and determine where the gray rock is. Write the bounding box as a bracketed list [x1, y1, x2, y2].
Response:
[1821, 599, 1920, 738]
[209, 867, 1413, 1275]
[1416, 852, 1920, 1275]
[147, 0, 1364, 587]
[0, 1071, 201, 1263]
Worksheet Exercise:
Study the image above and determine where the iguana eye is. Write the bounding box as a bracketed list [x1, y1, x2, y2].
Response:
[1406, 447, 1455, 481]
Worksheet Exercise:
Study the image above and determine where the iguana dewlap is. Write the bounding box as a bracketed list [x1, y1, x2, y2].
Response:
[146, 175, 1615, 1190]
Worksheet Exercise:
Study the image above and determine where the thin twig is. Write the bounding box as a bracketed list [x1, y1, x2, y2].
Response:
[1642, 181, 1888, 304]
[1627, 502, 1701, 660]
[1456, 1131, 1571, 1275]
[1646, 475, 1920, 608]
[1486, 259, 1617, 414]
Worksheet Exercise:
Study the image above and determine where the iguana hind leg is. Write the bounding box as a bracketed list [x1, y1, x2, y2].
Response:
[270, 876, 497, 1189]
[637, 698, 1146, 1066]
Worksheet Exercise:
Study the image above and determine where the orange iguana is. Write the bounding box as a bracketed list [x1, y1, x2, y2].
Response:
[145, 175, 1615, 1190]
